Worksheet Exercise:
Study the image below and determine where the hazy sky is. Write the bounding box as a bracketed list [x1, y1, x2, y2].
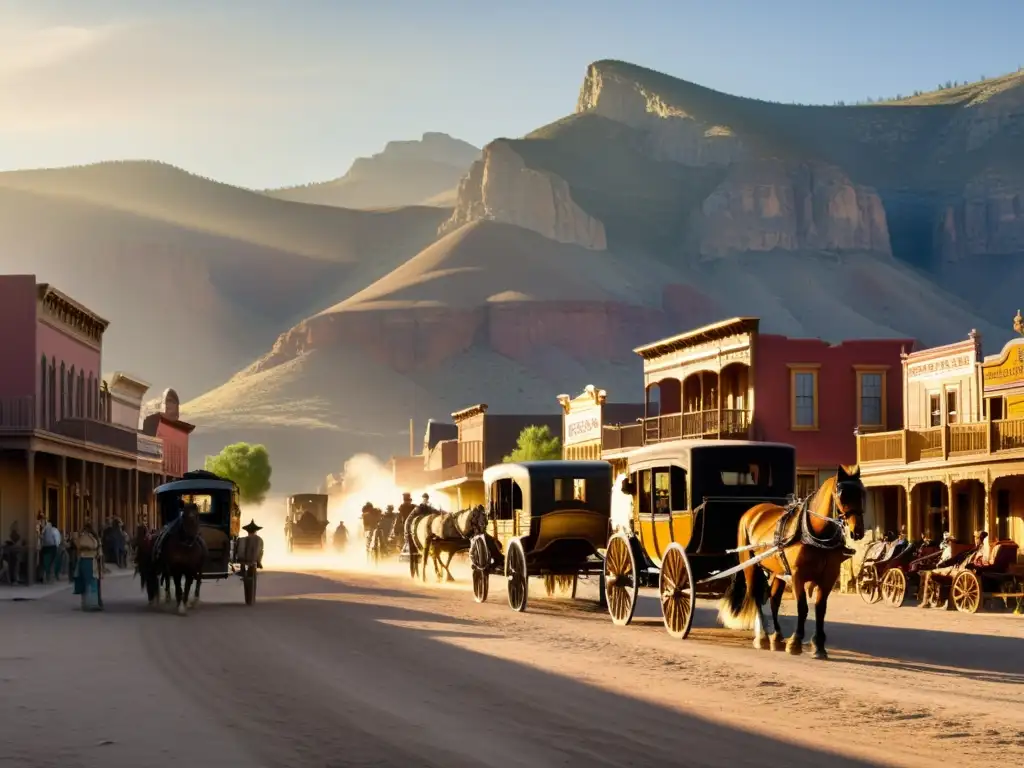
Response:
[3, 0, 1022, 189]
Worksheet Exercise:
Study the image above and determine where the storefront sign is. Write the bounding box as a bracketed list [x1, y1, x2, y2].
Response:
[907, 352, 974, 382]
[564, 408, 602, 446]
[982, 342, 1024, 392]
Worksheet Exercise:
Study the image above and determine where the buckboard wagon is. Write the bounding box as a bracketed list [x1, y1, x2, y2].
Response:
[467, 461, 612, 611]
[602, 441, 797, 638]
[154, 470, 263, 605]
[285, 493, 329, 552]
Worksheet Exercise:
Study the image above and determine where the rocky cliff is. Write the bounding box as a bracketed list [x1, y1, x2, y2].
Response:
[440, 141, 607, 250]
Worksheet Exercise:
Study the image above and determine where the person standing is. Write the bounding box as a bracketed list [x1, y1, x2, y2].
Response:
[40, 520, 61, 583]
[73, 520, 103, 611]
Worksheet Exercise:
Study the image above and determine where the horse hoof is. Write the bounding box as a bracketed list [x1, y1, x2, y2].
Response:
[754, 636, 770, 651]
[812, 649, 829, 661]
[770, 635, 786, 652]
[446, 576, 455, 584]
[786, 639, 803, 656]
[176, 604, 187, 616]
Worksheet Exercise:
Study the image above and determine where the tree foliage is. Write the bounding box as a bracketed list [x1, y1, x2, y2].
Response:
[503, 425, 562, 463]
[205, 442, 272, 504]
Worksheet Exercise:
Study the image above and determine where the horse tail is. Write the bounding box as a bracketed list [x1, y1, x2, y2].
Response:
[717, 510, 768, 631]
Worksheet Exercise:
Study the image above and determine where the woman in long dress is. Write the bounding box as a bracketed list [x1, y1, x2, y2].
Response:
[73, 521, 103, 612]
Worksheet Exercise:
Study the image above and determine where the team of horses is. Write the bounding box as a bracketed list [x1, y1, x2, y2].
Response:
[128, 467, 867, 663]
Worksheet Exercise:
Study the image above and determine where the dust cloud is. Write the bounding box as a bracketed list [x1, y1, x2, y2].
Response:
[240, 453, 430, 577]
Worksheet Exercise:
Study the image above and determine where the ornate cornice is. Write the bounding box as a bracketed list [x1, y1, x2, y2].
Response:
[36, 285, 109, 350]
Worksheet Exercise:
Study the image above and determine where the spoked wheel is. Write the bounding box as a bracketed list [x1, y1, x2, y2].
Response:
[952, 570, 982, 613]
[470, 535, 490, 604]
[243, 565, 257, 606]
[858, 564, 882, 604]
[505, 538, 528, 612]
[659, 543, 695, 639]
[604, 532, 639, 626]
[881, 568, 907, 607]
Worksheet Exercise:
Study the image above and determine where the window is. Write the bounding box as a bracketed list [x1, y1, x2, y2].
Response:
[996, 490, 1010, 542]
[720, 463, 765, 486]
[670, 467, 688, 510]
[797, 472, 817, 499]
[553, 477, 587, 503]
[790, 368, 818, 430]
[945, 389, 958, 425]
[857, 370, 885, 428]
[638, 470, 652, 515]
[653, 469, 670, 514]
[928, 393, 941, 427]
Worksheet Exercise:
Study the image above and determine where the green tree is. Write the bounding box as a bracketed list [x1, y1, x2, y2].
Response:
[503, 425, 562, 463]
[205, 442, 272, 504]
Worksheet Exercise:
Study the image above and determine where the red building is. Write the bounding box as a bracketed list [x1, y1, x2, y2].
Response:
[602, 317, 912, 495]
[0, 275, 194, 583]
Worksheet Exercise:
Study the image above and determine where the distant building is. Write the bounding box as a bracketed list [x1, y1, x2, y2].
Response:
[557, 385, 644, 462]
[0, 275, 193, 583]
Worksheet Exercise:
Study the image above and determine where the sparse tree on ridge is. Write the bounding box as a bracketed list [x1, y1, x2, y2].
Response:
[503, 425, 561, 463]
[205, 442, 273, 504]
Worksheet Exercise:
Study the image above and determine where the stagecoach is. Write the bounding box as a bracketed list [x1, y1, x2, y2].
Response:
[468, 461, 613, 611]
[153, 470, 262, 605]
[285, 493, 329, 552]
[602, 441, 796, 638]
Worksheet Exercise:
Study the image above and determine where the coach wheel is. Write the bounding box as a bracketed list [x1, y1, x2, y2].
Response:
[952, 570, 982, 614]
[470, 535, 490, 604]
[660, 543, 695, 639]
[604, 532, 639, 626]
[506, 538, 528, 613]
[881, 568, 907, 608]
[858, 564, 882, 604]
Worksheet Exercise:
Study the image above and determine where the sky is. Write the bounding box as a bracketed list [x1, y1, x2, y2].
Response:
[2, 0, 1022, 189]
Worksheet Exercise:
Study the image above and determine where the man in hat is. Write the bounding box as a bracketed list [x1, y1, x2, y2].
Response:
[240, 519, 264, 569]
[417, 493, 432, 515]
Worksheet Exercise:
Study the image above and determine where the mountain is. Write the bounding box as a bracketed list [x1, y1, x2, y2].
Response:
[0, 161, 448, 398]
[265, 133, 480, 210]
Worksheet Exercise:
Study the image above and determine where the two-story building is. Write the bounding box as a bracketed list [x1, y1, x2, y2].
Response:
[557, 385, 644, 463]
[601, 317, 911, 496]
[856, 322, 1024, 553]
[0, 275, 193, 582]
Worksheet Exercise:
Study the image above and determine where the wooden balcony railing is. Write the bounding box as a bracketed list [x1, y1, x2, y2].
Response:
[644, 409, 751, 444]
[0, 396, 36, 431]
[857, 418, 1024, 465]
[602, 423, 644, 451]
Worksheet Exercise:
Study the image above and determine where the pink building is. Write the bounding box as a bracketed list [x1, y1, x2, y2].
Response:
[0, 275, 193, 584]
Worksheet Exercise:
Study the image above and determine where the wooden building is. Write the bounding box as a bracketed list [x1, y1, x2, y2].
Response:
[557, 385, 644, 463]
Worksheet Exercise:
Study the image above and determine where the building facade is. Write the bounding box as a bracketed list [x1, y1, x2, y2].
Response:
[0, 275, 193, 583]
[856, 324, 1024, 556]
[558, 385, 644, 462]
[601, 317, 911, 495]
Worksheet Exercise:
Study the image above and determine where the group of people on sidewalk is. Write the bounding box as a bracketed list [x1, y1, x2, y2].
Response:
[1, 511, 134, 612]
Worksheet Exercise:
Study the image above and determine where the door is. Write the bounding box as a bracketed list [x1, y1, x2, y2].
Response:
[652, 467, 672, 560]
[46, 486, 60, 529]
[635, 470, 655, 563]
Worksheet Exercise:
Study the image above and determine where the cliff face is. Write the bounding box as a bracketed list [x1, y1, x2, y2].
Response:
[936, 174, 1024, 261]
[440, 141, 607, 250]
[698, 159, 892, 257]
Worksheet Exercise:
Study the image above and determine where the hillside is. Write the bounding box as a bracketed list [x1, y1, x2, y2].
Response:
[266, 133, 479, 210]
[178, 60, 1024, 489]
[0, 163, 448, 397]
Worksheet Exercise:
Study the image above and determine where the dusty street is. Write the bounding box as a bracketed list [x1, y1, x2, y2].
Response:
[2, 561, 1022, 768]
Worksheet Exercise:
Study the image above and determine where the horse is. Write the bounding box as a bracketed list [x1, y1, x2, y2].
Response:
[149, 505, 208, 615]
[717, 465, 866, 660]
[410, 506, 488, 582]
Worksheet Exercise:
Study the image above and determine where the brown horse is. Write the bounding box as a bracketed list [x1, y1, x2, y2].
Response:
[717, 465, 866, 660]
[149, 505, 208, 615]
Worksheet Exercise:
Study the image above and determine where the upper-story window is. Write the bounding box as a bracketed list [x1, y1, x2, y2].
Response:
[856, 369, 886, 429]
[945, 389, 959, 424]
[929, 393, 941, 427]
[790, 367, 819, 430]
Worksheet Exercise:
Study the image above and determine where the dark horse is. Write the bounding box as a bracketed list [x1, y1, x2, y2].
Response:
[143, 504, 208, 615]
[718, 465, 866, 660]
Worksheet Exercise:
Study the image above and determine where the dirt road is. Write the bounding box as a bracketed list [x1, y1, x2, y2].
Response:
[2, 564, 1022, 768]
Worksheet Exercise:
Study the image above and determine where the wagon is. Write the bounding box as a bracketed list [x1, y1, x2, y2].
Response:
[285, 494, 329, 553]
[602, 441, 796, 638]
[856, 536, 919, 607]
[468, 461, 612, 611]
[154, 470, 262, 605]
[922, 540, 1022, 613]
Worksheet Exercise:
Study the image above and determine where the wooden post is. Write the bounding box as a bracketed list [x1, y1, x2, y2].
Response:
[59, 455, 67, 532]
[27, 449, 37, 585]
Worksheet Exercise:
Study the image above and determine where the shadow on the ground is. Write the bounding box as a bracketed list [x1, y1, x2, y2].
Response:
[135, 582, 889, 768]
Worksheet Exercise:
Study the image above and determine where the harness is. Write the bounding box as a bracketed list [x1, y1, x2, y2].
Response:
[771, 483, 852, 577]
[151, 516, 203, 564]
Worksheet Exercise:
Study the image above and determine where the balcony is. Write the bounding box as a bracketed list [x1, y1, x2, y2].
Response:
[857, 418, 1024, 466]
[137, 433, 164, 462]
[602, 423, 644, 451]
[52, 417, 140, 454]
[644, 408, 751, 444]
[0, 396, 35, 431]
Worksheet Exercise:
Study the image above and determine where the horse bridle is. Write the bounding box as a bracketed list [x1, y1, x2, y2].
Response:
[831, 479, 865, 529]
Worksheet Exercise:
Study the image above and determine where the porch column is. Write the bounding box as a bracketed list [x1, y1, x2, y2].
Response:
[100, 464, 107, 524]
[27, 449, 37, 585]
[79, 458, 87, 531]
[133, 469, 139, 531]
[948, 481, 958, 541]
[984, 481, 995, 536]
[59, 455, 67, 532]
[905, 485, 918, 541]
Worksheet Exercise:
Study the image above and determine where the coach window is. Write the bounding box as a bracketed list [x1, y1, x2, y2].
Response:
[490, 479, 519, 520]
[670, 466, 688, 511]
[637, 470, 652, 515]
[653, 468, 671, 514]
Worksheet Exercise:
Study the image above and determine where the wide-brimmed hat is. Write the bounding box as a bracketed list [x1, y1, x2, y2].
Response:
[243, 519, 263, 534]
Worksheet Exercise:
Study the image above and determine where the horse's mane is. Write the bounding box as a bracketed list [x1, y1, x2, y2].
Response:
[806, 476, 836, 519]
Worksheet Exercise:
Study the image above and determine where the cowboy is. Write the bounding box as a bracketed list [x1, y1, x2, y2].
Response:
[398, 492, 416, 524]
[417, 493, 432, 514]
[241, 519, 264, 569]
